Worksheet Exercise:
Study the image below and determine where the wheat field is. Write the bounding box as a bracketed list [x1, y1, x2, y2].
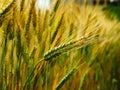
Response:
[0, 0, 120, 90]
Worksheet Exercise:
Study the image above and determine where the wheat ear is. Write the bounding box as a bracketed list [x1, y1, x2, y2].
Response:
[44, 35, 99, 61]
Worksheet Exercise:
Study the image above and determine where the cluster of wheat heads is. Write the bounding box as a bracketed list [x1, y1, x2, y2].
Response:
[0, 0, 120, 90]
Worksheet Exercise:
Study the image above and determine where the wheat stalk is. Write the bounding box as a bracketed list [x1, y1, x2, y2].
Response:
[79, 69, 90, 90]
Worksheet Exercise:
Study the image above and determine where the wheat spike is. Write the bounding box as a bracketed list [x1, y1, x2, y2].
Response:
[44, 35, 99, 61]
